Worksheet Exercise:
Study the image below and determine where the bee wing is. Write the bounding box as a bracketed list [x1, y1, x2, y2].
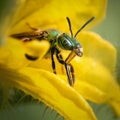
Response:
[10, 32, 34, 42]
[10, 32, 32, 39]
[10, 30, 48, 41]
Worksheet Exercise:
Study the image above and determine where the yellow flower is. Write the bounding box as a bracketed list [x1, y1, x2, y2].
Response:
[1, 0, 120, 119]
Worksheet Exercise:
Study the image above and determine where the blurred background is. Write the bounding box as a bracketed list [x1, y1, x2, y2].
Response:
[0, 0, 120, 120]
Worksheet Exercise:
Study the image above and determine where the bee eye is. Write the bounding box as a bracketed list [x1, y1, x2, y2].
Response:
[62, 39, 73, 49]
[57, 34, 73, 50]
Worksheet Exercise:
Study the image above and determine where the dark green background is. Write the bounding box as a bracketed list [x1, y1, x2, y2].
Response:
[0, 0, 120, 120]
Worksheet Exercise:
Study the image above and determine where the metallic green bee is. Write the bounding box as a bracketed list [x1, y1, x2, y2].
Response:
[10, 17, 94, 86]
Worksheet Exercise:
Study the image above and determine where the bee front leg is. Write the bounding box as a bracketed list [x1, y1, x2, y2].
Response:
[65, 63, 75, 86]
[55, 48, 74, 86]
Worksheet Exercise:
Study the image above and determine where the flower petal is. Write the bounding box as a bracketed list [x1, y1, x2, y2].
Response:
[0, 64, 97, 120]
[72, 56, 120, 115]
[0, 37, 50, 68]
[73, 57, 119, 100]
[109, 100, 120, 116]
[9, 0, 107, 34]
[78, 31, 116, 72]
[72, 31, 120, 115]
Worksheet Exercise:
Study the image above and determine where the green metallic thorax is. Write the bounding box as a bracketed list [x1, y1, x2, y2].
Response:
[46, 29, 60, 41]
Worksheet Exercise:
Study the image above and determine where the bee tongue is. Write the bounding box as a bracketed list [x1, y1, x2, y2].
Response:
[65, 51, 76, 64]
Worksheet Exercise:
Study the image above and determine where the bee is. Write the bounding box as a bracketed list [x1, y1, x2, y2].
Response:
[10, 17, 94, 86]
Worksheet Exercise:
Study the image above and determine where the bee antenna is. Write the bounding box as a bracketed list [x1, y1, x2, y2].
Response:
[74, 17, 95, 38]
[66, 17, 73, 38]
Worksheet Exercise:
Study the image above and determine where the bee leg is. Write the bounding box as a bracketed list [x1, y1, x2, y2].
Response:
[26, 23, 42, 33]
[55, 48, 64, 64]
[65, 63, 75, 86]
[22, 38, 32, 42]
[51, 47, 56, 74]
[25, 53, 39, 61]
[55, 51, 64, 74]
[68, 64, 75, 85]
[55, 48, 74, 86]
[26, 23, 38, 31]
